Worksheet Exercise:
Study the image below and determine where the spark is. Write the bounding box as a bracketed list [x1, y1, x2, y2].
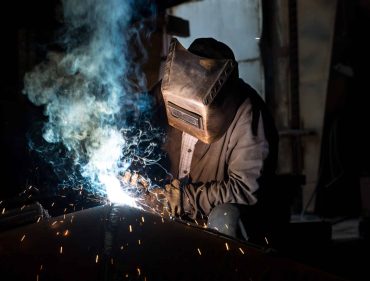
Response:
[138, 240, 141, 245]
[36, 274, 39, 281]
[37, 217, 41, 223]
[129, 225, 132, 232]
[63, 230, 70, 236]
[70, 215, 74, 223]
[225, 224, 229, 229]
[63, 214, 66, 220]
[21, 234, 26, 242]
[264, 237, 269, 245]
[60, 246, 63, 254]
[197, 248, 202, 255]
[96, 254, 99, 263]
[64, 208, 67, 213]
[239, 248, 245, 255]
[21, 205, 26, 211]
[194, 220, 198, 225]
[137, 267, 141, 276]
[161, 217, 164, 223]
[141, 216, 145, 223]
[51, 221, 57, 226]
[225, 242, 229, 251]
[51, 202, 55, 207]
[0, 200, 2, 205]
[120, 245, 124, 250]
[2, 208, 5, 214]
[40, 264, 43, 271]
[101, 174, 137, 207]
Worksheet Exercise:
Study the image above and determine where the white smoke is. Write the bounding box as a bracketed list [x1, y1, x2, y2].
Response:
[23, 0, 155, 206]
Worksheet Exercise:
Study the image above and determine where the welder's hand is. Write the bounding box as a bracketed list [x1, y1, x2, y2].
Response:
[121, 171, 149, 194]
[163, 179, 183, 217]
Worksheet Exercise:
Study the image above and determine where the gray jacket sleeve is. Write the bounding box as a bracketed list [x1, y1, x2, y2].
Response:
[182, 105, 269, 218]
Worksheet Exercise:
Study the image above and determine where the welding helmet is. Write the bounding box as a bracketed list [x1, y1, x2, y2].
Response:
[161, 38, 240, 144]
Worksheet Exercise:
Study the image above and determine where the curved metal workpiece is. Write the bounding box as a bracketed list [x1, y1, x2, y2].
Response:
[0, 204, 347, 281]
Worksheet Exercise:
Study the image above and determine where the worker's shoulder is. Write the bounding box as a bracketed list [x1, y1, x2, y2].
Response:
[236, 79, 278, 138]
[237, 79, 266, 108]
[234, 80, 262, 114]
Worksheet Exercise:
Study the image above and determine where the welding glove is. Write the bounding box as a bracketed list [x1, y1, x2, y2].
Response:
[147, 179, 194, 218]
[147, 179, 182, 217]
[121, 171, 149, 194]
[163, 179, 183, 217]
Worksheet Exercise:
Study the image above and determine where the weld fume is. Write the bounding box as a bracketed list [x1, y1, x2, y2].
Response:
[23, 0, 159, 205]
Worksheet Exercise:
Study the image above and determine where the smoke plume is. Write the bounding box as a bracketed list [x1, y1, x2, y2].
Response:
[23, 0, 159, 205]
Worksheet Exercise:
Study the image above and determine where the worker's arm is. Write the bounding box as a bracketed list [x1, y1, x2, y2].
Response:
[182, 106, 270, 218]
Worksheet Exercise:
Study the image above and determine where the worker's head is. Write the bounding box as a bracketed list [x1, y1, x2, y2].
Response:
[161, 38, 242, 144]
[188, 38, 235, 59]
[188, 38, 239, 80]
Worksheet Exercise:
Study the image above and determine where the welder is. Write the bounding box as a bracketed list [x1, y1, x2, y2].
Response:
[130, 37, 280, 245]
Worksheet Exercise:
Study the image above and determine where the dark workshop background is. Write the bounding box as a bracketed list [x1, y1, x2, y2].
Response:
[1, 0, 370, 280]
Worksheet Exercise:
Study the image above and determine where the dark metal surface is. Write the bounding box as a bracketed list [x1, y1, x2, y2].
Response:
[0, 202, 50, 232]
[0, 204, 347, 281]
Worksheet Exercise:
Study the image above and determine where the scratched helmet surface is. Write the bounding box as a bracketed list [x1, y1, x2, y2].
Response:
[161, 38, 240, 144]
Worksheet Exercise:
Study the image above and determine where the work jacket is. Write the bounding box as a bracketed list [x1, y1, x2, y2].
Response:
[157, 79, 279, 219]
